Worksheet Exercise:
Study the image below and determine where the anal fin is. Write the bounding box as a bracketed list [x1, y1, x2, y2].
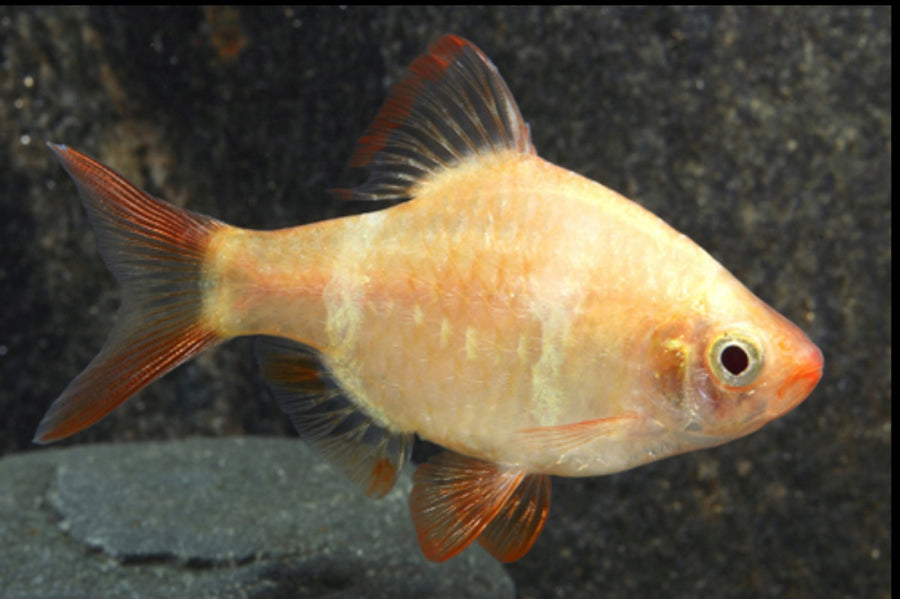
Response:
[409, 451, 550, 562]
[256, 336, 412, 498]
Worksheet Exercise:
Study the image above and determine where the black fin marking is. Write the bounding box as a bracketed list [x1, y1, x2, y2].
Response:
[335, 34, 534, 202]
[256, 336, 413, 498]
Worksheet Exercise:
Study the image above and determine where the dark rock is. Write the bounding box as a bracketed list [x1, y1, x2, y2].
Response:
[0, 438, 514, 599]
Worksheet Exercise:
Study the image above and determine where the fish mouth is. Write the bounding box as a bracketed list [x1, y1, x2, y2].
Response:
[683, 354, 823, 442]
[770, 343, 824, 417]
[672, 339, 823, 443]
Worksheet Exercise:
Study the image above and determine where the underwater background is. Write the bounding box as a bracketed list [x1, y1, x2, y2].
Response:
[0, 7, 890, 598]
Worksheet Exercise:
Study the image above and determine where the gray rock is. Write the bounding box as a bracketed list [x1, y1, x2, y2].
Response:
[0, 438, 514, 599]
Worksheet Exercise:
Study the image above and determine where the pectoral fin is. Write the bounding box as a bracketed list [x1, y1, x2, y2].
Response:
[515, 412, 643, 454]
[409, 451, 550, 562]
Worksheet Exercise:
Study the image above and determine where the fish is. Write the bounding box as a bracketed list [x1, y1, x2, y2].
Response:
[35, 35, 823, 563]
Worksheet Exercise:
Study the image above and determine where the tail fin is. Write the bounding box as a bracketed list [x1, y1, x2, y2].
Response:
[34, 144, 224, 443]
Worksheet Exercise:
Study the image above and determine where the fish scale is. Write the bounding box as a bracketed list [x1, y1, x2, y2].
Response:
[36, 35, 822, 563]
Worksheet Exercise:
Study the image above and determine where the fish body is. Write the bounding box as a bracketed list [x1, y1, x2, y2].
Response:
[37, 35, 823, 562]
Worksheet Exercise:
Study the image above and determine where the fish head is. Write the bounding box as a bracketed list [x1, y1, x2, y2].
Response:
[646, 284, 823, 447]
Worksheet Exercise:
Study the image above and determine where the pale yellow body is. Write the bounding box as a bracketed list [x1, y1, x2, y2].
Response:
[40, 35, 823, 564]
[204, 152, 739, 475]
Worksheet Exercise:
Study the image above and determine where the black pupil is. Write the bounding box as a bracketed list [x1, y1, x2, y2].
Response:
[721, 344, 749, 376]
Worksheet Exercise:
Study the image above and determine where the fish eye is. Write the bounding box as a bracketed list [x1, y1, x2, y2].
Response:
[708, 332, 763, 388]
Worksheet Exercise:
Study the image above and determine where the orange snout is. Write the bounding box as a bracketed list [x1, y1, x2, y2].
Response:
[772, 336, 823, 417]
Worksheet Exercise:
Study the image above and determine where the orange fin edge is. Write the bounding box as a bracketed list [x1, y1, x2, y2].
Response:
[35, 144, 223, 443]
[256, 336, 413, 498]
[409, 451, 549, 562]
[340, 34, 534, 202]
[477, 471, 551, 562]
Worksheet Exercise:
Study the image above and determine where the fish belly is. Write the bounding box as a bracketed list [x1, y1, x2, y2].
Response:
[209, 153, 719, 467]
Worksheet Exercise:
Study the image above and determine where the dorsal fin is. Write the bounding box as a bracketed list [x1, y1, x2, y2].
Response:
[256, 336, 413, 498]
[338, 34, 535, 202]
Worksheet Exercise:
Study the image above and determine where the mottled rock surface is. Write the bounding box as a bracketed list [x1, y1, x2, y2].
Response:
[0, 7, 890, 598]
[0, 438, 513, 598]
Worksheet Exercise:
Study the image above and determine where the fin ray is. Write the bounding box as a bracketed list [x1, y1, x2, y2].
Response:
[35, 144, 223, 443]
[256, 336, 412, 498]
[409, 451, 537, 562]
[514, 413, 642, 455]
[477, 472, 551, 562]
[339, 35, 534, 202]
